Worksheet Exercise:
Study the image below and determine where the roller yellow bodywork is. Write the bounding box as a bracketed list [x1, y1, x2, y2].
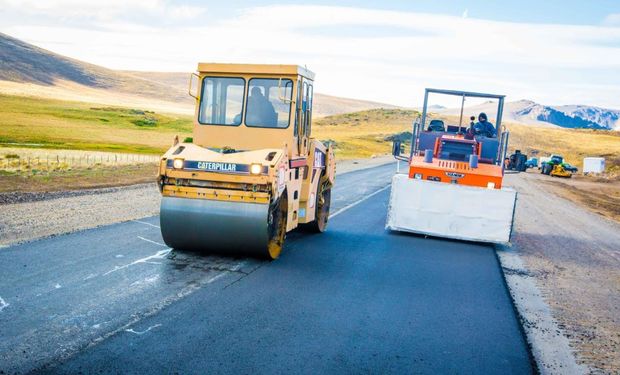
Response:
[158, 63, 335, 259]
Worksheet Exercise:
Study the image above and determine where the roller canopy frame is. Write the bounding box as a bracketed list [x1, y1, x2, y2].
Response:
[414, 88, 506, 165]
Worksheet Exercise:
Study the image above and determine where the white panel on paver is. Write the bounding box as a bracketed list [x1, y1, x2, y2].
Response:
[386, 174, 517, 244]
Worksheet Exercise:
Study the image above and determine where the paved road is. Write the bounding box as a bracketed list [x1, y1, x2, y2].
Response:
[0, 163, 533, 374]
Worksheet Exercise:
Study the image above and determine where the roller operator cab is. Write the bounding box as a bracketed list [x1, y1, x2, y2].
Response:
[387, 88, 517, 244]
[158, 64, 336, 259]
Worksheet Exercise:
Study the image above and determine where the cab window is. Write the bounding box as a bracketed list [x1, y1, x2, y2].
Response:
[246, 78, 293, 128]
[198, 77, 245, 126]
[306, 84, 313, 136]
[294, 81, 301, 135]
[301, 81, 308, 136]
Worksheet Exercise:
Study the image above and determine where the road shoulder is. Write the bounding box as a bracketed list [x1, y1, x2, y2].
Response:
[501, 171, 620, 374]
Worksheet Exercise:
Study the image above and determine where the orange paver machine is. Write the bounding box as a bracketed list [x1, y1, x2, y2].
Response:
[386, 88, 517, 244]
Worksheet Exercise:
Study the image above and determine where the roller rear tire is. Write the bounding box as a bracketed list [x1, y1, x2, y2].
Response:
[305, 186, 331, 233]
[266, 194, 288, 259]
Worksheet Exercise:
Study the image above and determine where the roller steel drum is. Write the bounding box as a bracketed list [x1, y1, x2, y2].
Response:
[160, 196, 277, 258]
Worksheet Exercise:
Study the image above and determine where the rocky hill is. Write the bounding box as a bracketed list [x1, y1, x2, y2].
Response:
[438, 99, 619, 130]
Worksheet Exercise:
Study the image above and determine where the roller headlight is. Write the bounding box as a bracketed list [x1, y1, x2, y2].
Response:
[487, 182, 496, 189]
[414, 173, 423, 180]
[173, 158, 184, 169]
[250, 163, 263, 175]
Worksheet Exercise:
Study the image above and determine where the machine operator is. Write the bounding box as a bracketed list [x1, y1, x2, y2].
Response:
[466, 112, 496, 138]
[246, 86, 277, 126]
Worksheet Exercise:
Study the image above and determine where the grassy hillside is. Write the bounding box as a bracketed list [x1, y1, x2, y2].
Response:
[314, 109, 417, 158]
[0, 94, 409, 159]
[0, 94, 192, 154]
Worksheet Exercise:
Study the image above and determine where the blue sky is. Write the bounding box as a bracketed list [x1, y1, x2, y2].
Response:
[198, 0, 620, 25]
[1, 1, 619, 108]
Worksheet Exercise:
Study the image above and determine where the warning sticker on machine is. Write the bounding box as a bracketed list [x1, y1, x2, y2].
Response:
[314, 150, 325, 168]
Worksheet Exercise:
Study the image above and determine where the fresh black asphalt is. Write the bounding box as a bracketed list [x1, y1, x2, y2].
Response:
[0, 163, 533, 374]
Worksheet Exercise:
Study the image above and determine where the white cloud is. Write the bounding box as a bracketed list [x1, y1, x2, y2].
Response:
[1, 0, 158, 15]
[1, 4, 619, 108]
[603, 13, 620, 26]
[0, 0, 206, 24]
[168, 5, 206, 20]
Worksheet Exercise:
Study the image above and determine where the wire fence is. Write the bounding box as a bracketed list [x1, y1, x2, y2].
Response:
[0, 151, 160, 175]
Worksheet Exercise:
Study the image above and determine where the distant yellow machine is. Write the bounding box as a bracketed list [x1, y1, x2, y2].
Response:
[550, 164, 572, 178]
[158, 63, 335, 259]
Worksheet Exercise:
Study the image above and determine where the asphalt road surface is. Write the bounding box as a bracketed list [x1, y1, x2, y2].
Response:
[0, 163, 533, 374]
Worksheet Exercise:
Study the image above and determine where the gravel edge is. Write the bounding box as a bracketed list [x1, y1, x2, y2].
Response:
[0, 183, 155, 205]
[496, 245, 588, 375]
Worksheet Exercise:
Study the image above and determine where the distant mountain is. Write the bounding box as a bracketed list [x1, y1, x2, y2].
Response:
[0, 32, 396, 116]
[438, 99, 620, 130]
[553, 104, 620, 130]
[0, 32, 189, 104]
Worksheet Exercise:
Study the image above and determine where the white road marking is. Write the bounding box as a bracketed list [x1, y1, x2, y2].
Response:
[229, 262, 246, 272]
[0, 296, 9, 312]
[54, 283, 62, 289]
[133, 220, 160, 229]
[125, 324, 162, 335]
[88, 267, 243, 350]
[137, 236, 167, 247]
[84, 273, 97, 281]
[103, 248, 172, 276]
[206, 272, 229, 284]
[329, 184, 391, 219]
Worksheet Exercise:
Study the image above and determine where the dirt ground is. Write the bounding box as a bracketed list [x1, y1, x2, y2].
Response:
[505, 171, 620, 374]
[0, 164, 159, 196]
[539, 174, 620, 223]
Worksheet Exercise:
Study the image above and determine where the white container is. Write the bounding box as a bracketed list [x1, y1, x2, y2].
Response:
[583, 157, 605, 174]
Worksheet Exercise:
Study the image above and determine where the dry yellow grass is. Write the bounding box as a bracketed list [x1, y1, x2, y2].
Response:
[0, 94, 192, 154]
[314, 109, 417, 159]
[508, 123, 620, 171]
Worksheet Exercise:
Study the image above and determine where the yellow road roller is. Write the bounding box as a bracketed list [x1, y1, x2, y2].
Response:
[157, 63, 335, 259]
